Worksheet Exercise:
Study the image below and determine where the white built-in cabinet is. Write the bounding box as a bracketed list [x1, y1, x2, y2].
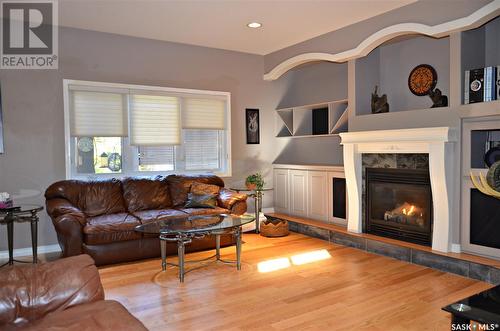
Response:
[290, 170, 308, 217]
[273, 164, 347, 225]
[273, 169, 289, 213]
[307, 171, 328, 221]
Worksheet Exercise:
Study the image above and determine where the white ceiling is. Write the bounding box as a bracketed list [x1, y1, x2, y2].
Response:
[59, 0, 416, 55]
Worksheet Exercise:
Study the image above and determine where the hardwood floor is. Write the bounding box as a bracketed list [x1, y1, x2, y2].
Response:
[99, 233, 492, 331]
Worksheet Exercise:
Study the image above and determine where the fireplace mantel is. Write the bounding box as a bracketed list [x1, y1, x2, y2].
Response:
[340, 127, 458, 252]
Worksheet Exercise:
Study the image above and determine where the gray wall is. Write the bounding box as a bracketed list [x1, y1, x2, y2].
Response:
[0, 27, 290, 251]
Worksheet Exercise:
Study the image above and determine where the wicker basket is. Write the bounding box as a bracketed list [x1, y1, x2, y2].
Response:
[260, 220, 289, 237]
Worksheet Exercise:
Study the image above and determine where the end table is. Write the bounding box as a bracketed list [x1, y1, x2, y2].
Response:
[229, 187, 273, 233]
[0, 205, 43, 267]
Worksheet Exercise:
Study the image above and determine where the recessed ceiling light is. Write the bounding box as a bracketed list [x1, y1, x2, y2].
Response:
[247, 22, 262, 29]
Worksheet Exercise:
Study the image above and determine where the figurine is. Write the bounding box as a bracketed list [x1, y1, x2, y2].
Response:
[428, 88, 448, 108]
[371, 85, 389, 114]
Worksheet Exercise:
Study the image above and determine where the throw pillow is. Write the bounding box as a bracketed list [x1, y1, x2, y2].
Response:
[190, 182, 221, 196]
[184, 193, 217, 209]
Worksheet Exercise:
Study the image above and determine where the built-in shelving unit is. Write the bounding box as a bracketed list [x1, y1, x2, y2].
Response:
[355, 35, 451, 116]
[276, 99, 348, 138]
[461, 16, 500, 106]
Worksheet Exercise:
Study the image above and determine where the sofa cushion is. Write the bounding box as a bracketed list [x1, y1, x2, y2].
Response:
[122, 177, 172, 212]
[79, 179, 126, 217]
[177, 207, 229, 216]
[84, 213, 141, 245]
[184, 193, 217, 209]
[21, 300, 147, 331]
[166, 174, 224, 207]
[132, 209, 187, 225]
[190, 182, 221, 196]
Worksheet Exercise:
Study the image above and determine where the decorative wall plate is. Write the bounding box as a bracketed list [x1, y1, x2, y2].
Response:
[408, 64, 438, 96]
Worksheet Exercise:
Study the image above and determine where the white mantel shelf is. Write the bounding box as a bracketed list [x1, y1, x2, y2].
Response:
[339, 127, 458, 253]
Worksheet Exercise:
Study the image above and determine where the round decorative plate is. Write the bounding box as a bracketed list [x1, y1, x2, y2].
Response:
[408, 64, 438, 96]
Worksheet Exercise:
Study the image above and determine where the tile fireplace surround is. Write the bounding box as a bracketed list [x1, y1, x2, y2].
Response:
[340, 127, 458, 253]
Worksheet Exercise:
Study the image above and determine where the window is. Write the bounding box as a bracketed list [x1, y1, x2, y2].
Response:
[64, 80, 231, 179]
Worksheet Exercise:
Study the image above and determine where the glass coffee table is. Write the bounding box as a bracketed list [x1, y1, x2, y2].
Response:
[135, 214, 254, 282]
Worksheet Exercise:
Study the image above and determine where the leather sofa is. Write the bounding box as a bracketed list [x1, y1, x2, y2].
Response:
[0, 254, 147, 330]
[45, 174, 247, 265]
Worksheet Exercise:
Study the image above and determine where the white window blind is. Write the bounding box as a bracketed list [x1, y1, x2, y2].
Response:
[129, 94, 181, 146]
[138, 146, 175, 169]
[183, 98, 226, 130]
[70, 90, 127, 137]
[184, 129, 221, 170]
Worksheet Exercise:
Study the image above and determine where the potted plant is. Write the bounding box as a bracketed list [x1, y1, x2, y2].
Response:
[245, 173, 265, 191]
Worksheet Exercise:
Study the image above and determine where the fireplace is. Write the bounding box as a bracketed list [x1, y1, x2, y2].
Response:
[365, 168, 433, 246]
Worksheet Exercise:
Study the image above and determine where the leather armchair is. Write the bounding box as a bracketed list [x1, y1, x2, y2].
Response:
[0, 254, 146, 330]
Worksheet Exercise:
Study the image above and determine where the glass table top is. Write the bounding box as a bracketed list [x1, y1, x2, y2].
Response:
[442, 284, 500, 324]
[0, 205, 43, 215]
[229, 187, 273, 192]
[134, 214, 255, 235]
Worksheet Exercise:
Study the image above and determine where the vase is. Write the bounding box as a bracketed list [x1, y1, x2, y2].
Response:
[245, 182, 257, 191]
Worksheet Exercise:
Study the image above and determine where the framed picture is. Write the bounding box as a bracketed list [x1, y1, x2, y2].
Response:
[246, 108, 260, 144]
[0, 85, 4, 154]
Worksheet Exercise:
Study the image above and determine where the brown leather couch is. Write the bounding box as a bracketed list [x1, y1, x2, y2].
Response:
[0, 254, 147, 330]
[45, 174, 247, 265]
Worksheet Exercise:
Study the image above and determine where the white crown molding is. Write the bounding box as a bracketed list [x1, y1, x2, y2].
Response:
[264, 0, 500, 81]
[339, 127, 458, 145]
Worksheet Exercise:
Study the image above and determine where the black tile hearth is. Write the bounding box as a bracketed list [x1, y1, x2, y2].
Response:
[367, 239, 411, 262]
[330, 231, 366, 250]
[411, 250, 469, 277]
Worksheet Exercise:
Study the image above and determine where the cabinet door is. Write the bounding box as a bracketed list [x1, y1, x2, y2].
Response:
[307, 171, 328, 221]
[290, 170, 308, 217]
[273, 169, 289, 213]
[328, 171, 347, 225]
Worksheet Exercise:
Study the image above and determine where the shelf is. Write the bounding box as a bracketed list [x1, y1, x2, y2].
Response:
[275, 99, 348, 138]
[276, 133, 340, 139]
[355, 35, 450, 116]
[459, 100, 500, 118]
[461, 16, 500, 104]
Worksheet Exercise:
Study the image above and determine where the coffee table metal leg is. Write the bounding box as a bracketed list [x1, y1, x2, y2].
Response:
[178, 240, 185, 282]
[7, 219, 14, 265]
[236, 228, 242, 270]
[30, 216, 38, 264]
[215, 234, 221, 260]
[160, 239, 167, 271]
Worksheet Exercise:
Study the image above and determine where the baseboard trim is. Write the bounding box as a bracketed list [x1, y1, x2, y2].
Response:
[0, 244, 61, 259]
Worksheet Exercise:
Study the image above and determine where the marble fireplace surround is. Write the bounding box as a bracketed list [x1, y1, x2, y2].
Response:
[340, 127, 458, 252]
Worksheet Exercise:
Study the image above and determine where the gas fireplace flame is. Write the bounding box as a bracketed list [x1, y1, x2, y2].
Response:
[384, 202, 426, 227]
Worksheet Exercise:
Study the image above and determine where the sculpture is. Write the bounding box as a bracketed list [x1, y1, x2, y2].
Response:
[470, 160, 500, 199]
[371, 85, 389, 114]
[428, 88, 448, 108]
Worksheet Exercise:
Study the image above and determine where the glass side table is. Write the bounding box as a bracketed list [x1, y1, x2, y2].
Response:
[0, 205, 44, 267]
[229, 188, 273, 233]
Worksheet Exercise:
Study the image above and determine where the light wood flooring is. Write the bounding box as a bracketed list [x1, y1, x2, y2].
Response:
[99, 233, 492, 331]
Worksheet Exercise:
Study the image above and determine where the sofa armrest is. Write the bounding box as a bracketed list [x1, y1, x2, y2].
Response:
[218, 188, 247, 211]
[46, 198, 86, 257]
[230, 200, 247, 215]
[46, 198, 86, 223]
[0, 254, 104, 327]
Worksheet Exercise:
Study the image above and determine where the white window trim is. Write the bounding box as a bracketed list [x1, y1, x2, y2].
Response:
[63, 79, 232, 179]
